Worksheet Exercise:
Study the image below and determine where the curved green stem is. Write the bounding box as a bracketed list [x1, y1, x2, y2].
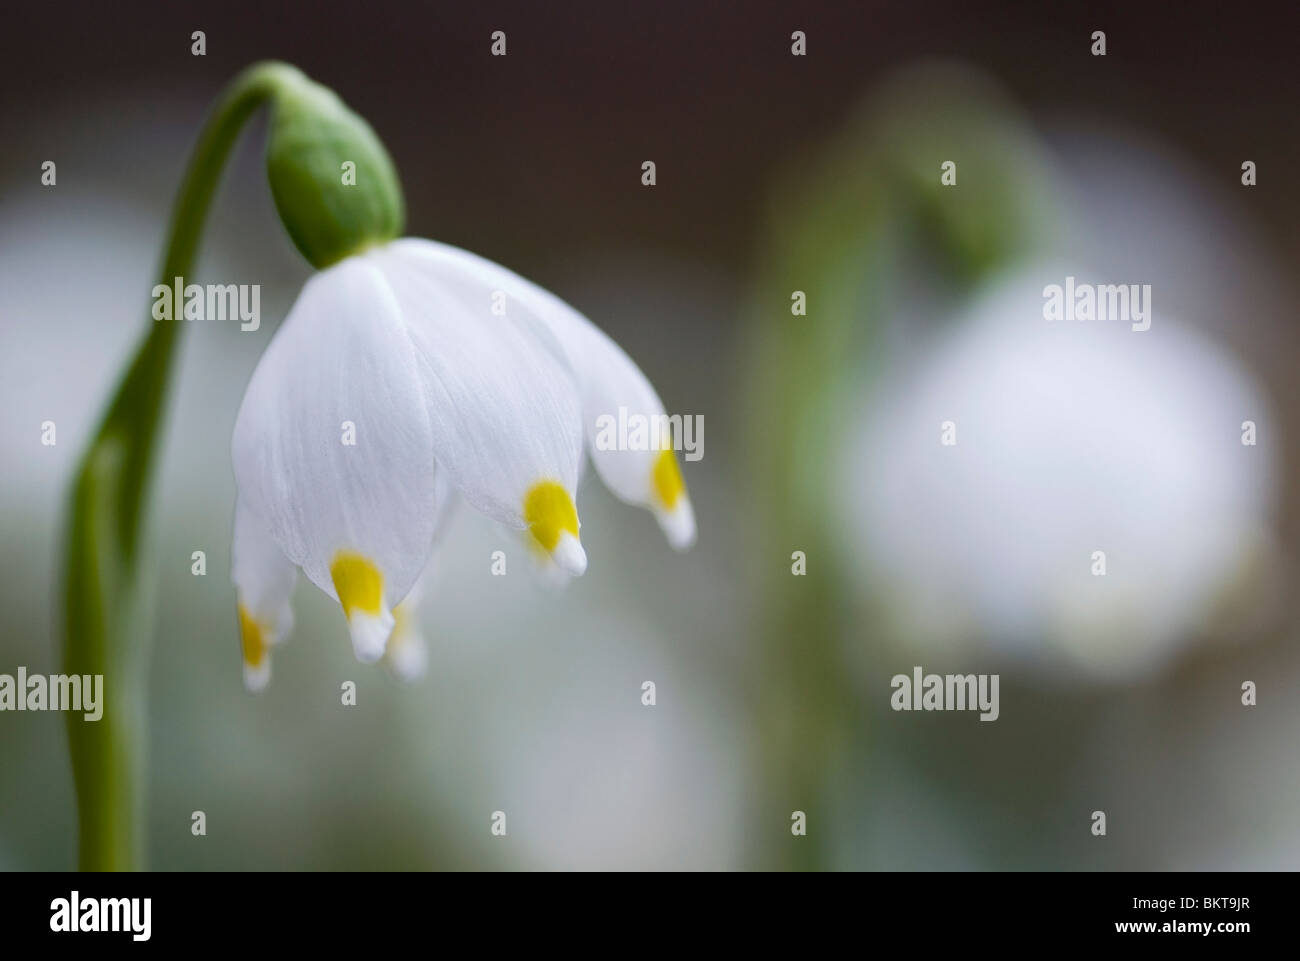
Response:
[745, 65, 1057, 870]
[62, 61, 301, 871]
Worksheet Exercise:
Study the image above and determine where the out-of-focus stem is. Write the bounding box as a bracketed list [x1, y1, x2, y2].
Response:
[745, 66, 1054, 870]
[62, 62, 301, 871]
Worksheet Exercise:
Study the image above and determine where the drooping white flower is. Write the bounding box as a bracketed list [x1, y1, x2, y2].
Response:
[230, 239, 695, 690]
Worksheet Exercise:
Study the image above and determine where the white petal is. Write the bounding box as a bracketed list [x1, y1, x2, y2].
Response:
[231, 497, 297, 691]
[428, 468, 459, 547]
[372, 240, 583, 532]
[517, 530, 573, 589]
[551, 530, 588, 576]
[232, 498, 297, 641]
[387, 627, 428, 680]
[556, 324, 696, 549]
[384, 589, 429, 680]
[382, 482, 455, 681]
[232, 256, 443, 659]
[242, 660, 272, 693]
[349, 610, 395, 664]
[378, 240, 695, 549]
[656, 496, 697, 552]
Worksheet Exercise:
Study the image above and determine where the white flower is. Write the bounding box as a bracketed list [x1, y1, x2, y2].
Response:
[838, 263, 1276, 678]
[230, 238, 695, 690]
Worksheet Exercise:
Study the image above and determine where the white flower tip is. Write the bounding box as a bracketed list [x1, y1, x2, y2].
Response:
[242, 658, 272, 693]
[387, 632, 428, 681]
[552, 530, 588, 576]
[238, 601, 275, 692]
[268, 605, 295, 646]
[521, 534, 573, 588]
[349, 609, 396, 664]
[648, 449, 694, 550]
[329, 551, 397, 663]
[537, 558, 573, 589]
[524, 481, 586, 576]
[656, 497, 696, 552]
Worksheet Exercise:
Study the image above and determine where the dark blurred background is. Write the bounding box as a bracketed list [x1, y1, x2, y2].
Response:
[8, 0, 1298, 278]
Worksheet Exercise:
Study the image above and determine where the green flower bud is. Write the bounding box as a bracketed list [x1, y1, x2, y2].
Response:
[265, 69, 404, 268]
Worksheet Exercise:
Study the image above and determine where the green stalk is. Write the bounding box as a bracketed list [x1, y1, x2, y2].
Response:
[61, 62, 300, 870]
[745, 65, 1055, 870]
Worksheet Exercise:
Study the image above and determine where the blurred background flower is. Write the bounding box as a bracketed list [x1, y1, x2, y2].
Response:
[1, 0, 1297, 870]
[840, 262, 1280, 677]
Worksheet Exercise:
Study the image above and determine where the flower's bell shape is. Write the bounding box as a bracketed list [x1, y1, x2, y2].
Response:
[231, 239, 695, 689]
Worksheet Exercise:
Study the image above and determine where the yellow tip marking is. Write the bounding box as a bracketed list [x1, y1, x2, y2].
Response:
[385, 599, 411, 656]
[524, 481, 579, 552]
[238, 603, 268, 668]
[330, 551, 385, 621]
[392, 599, 410, 636]
[652, 448, 686, 509]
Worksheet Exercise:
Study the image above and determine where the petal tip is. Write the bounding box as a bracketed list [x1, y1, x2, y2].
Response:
[657, 498, 696, 552]
[238, 602, 275, 691]
[349, 609, 396, 663]
[552, 530, 588, 576]
[268, 606, 295, 647]
[387, 634, 428, 681]
[242, 659, 272, 693]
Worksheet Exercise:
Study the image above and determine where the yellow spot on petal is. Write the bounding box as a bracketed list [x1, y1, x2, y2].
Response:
[524, 481, 579, 552]
[238, 603, 268, 668]
[652, 448, 686, 509]
[385, 599, 411, 655]
[330, 551, 384, 621]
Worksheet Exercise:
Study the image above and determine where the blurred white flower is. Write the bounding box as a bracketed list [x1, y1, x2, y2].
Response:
[839, 263, 1277, 677]
[231, 239, 695, 690]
